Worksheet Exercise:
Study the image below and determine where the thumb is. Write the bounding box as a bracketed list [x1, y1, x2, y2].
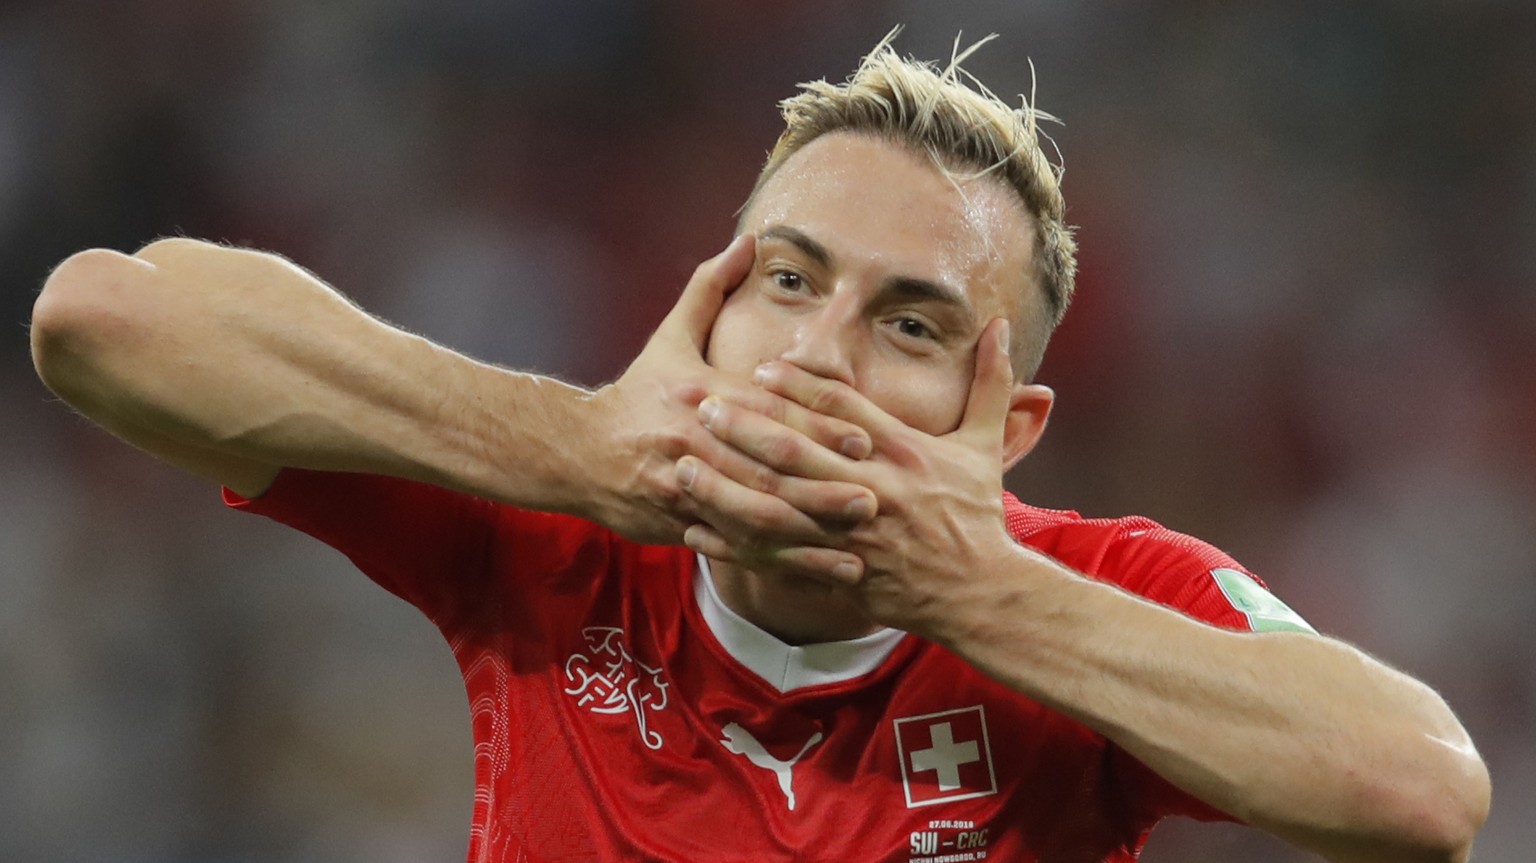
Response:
[654, 233, 756, 355]
[957, 318, 1014, 445]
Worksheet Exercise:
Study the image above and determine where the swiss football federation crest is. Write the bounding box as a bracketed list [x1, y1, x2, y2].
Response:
[894, 705, 997, 807]
[563, 626, 670, 749]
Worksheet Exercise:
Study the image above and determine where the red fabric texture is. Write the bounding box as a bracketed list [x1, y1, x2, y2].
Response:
[226, 470, 1263, 862]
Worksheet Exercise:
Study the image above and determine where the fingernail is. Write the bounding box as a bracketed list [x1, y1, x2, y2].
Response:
[698, 398, 720, 428]
[832, 561, 861, 582]
[997, 320, 1011, 354]
[677, 458, 697, 489]
[844, 495, 875, 521]
[753, 364, 771, 386]
[840, 435, 871, 460]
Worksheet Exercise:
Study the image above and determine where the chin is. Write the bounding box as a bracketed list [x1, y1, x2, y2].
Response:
[772, 571, 858, 610]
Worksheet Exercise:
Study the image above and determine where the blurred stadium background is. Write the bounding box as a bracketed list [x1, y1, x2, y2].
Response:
[2, 1, 1532, 860]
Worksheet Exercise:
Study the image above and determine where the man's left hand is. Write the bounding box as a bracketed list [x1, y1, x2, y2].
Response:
[678, 318, 1022, 640]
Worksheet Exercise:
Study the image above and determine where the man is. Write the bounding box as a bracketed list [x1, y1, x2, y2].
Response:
[30, 37, 1487, 862]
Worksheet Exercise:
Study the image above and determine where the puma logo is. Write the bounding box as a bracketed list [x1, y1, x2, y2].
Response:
[719, 722, 824, 811]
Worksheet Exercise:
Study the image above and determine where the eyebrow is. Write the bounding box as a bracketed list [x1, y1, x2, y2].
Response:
[760, 225, 833, 268]
[757, 224, 974, 320]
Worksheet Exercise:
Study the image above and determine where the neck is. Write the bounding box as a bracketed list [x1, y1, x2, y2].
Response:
[708, 558, 882, 645]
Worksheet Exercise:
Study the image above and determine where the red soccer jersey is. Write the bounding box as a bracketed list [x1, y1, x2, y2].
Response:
[227, 469, 1294, 863]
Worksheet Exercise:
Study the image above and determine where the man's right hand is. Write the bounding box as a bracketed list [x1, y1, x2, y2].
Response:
[584, 234, 877, 546]
[30, 234, 872, 552]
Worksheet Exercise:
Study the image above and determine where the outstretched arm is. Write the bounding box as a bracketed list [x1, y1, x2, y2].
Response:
[681, 320, 1490, 863]
[29, 235, 873, 543]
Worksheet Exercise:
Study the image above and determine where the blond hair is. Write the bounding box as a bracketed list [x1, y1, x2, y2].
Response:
[741, 31, 1077, 380]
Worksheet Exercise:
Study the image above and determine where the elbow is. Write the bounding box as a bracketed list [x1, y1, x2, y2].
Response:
[29, 245, 165, 399]
[31, 249, 145, 394]
[1416, 747, 1490, 863]
[1354, 735, 1491, 863]
[1396, 697, 1491, 863]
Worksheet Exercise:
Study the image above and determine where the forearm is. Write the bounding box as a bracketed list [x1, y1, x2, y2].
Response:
[933, 545, 1489, 862]
[681, 353, 1489, 859]
[30, 239, 606, 514]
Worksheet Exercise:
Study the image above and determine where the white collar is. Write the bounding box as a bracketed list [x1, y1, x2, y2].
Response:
[694, 554, 906, 693]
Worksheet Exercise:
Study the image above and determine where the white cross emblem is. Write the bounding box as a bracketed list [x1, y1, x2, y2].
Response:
[908, 722, 980, 791]
[893, 705, 997, 807]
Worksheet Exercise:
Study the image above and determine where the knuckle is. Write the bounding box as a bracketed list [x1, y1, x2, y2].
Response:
[885, 431, 923, 466]
[656, 467, 686, 498]
[669, 380, 706, 406]
[656, 426, 690, 459]
[764, 435, 801, 467]
[747, 462, 779, 495]
[759, 393, 789, 425]
[807, 383, 845, 416]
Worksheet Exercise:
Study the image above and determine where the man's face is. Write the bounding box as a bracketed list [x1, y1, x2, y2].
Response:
[709, 132, 1037, 437]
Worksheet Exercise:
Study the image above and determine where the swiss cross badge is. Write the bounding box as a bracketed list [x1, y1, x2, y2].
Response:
[893, 705, 997, 807]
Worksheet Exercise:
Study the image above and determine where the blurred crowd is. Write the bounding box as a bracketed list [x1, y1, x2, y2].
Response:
[2, 1, 1532, 861]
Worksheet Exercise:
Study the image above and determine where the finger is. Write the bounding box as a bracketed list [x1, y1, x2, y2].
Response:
[677, 454, 846, 545]
[752, 361, 904, 444]
[687, 426, 876, 524]
[682, 524, 864, 585]
[706, 381, 873, 460]
[957, 318, 1014, 445]
[699, 396, 868, 484]
[653, 234, 756, 354]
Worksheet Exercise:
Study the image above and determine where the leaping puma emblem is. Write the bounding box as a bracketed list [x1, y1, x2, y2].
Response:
[718, 722, 824, 811]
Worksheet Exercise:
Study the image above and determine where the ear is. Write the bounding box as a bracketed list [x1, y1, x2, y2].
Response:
[1002, 383, 1053, 472]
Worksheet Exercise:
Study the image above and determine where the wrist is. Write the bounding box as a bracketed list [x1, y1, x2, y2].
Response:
[918, 532, 1042, 650]
[903, 528, 1026, 641]
[445, 367, 608, 518]
[568, 384, 631, 523]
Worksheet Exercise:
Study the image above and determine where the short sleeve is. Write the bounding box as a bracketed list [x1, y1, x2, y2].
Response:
[1097, 526, 1315, 635]
[1010, 499, 1323, 827]
[1094, 526, 1316, 824]
[224, 467, 499, 627]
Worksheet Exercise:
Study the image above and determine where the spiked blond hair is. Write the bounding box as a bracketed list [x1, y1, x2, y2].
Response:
[741, 31, 1077, 380]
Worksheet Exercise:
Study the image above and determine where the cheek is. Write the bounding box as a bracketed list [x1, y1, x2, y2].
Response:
[706, 292, 778, 375]
[861, 364, 971, 436]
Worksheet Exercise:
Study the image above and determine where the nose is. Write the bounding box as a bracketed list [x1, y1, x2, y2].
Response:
[778, 292, 859, 386]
